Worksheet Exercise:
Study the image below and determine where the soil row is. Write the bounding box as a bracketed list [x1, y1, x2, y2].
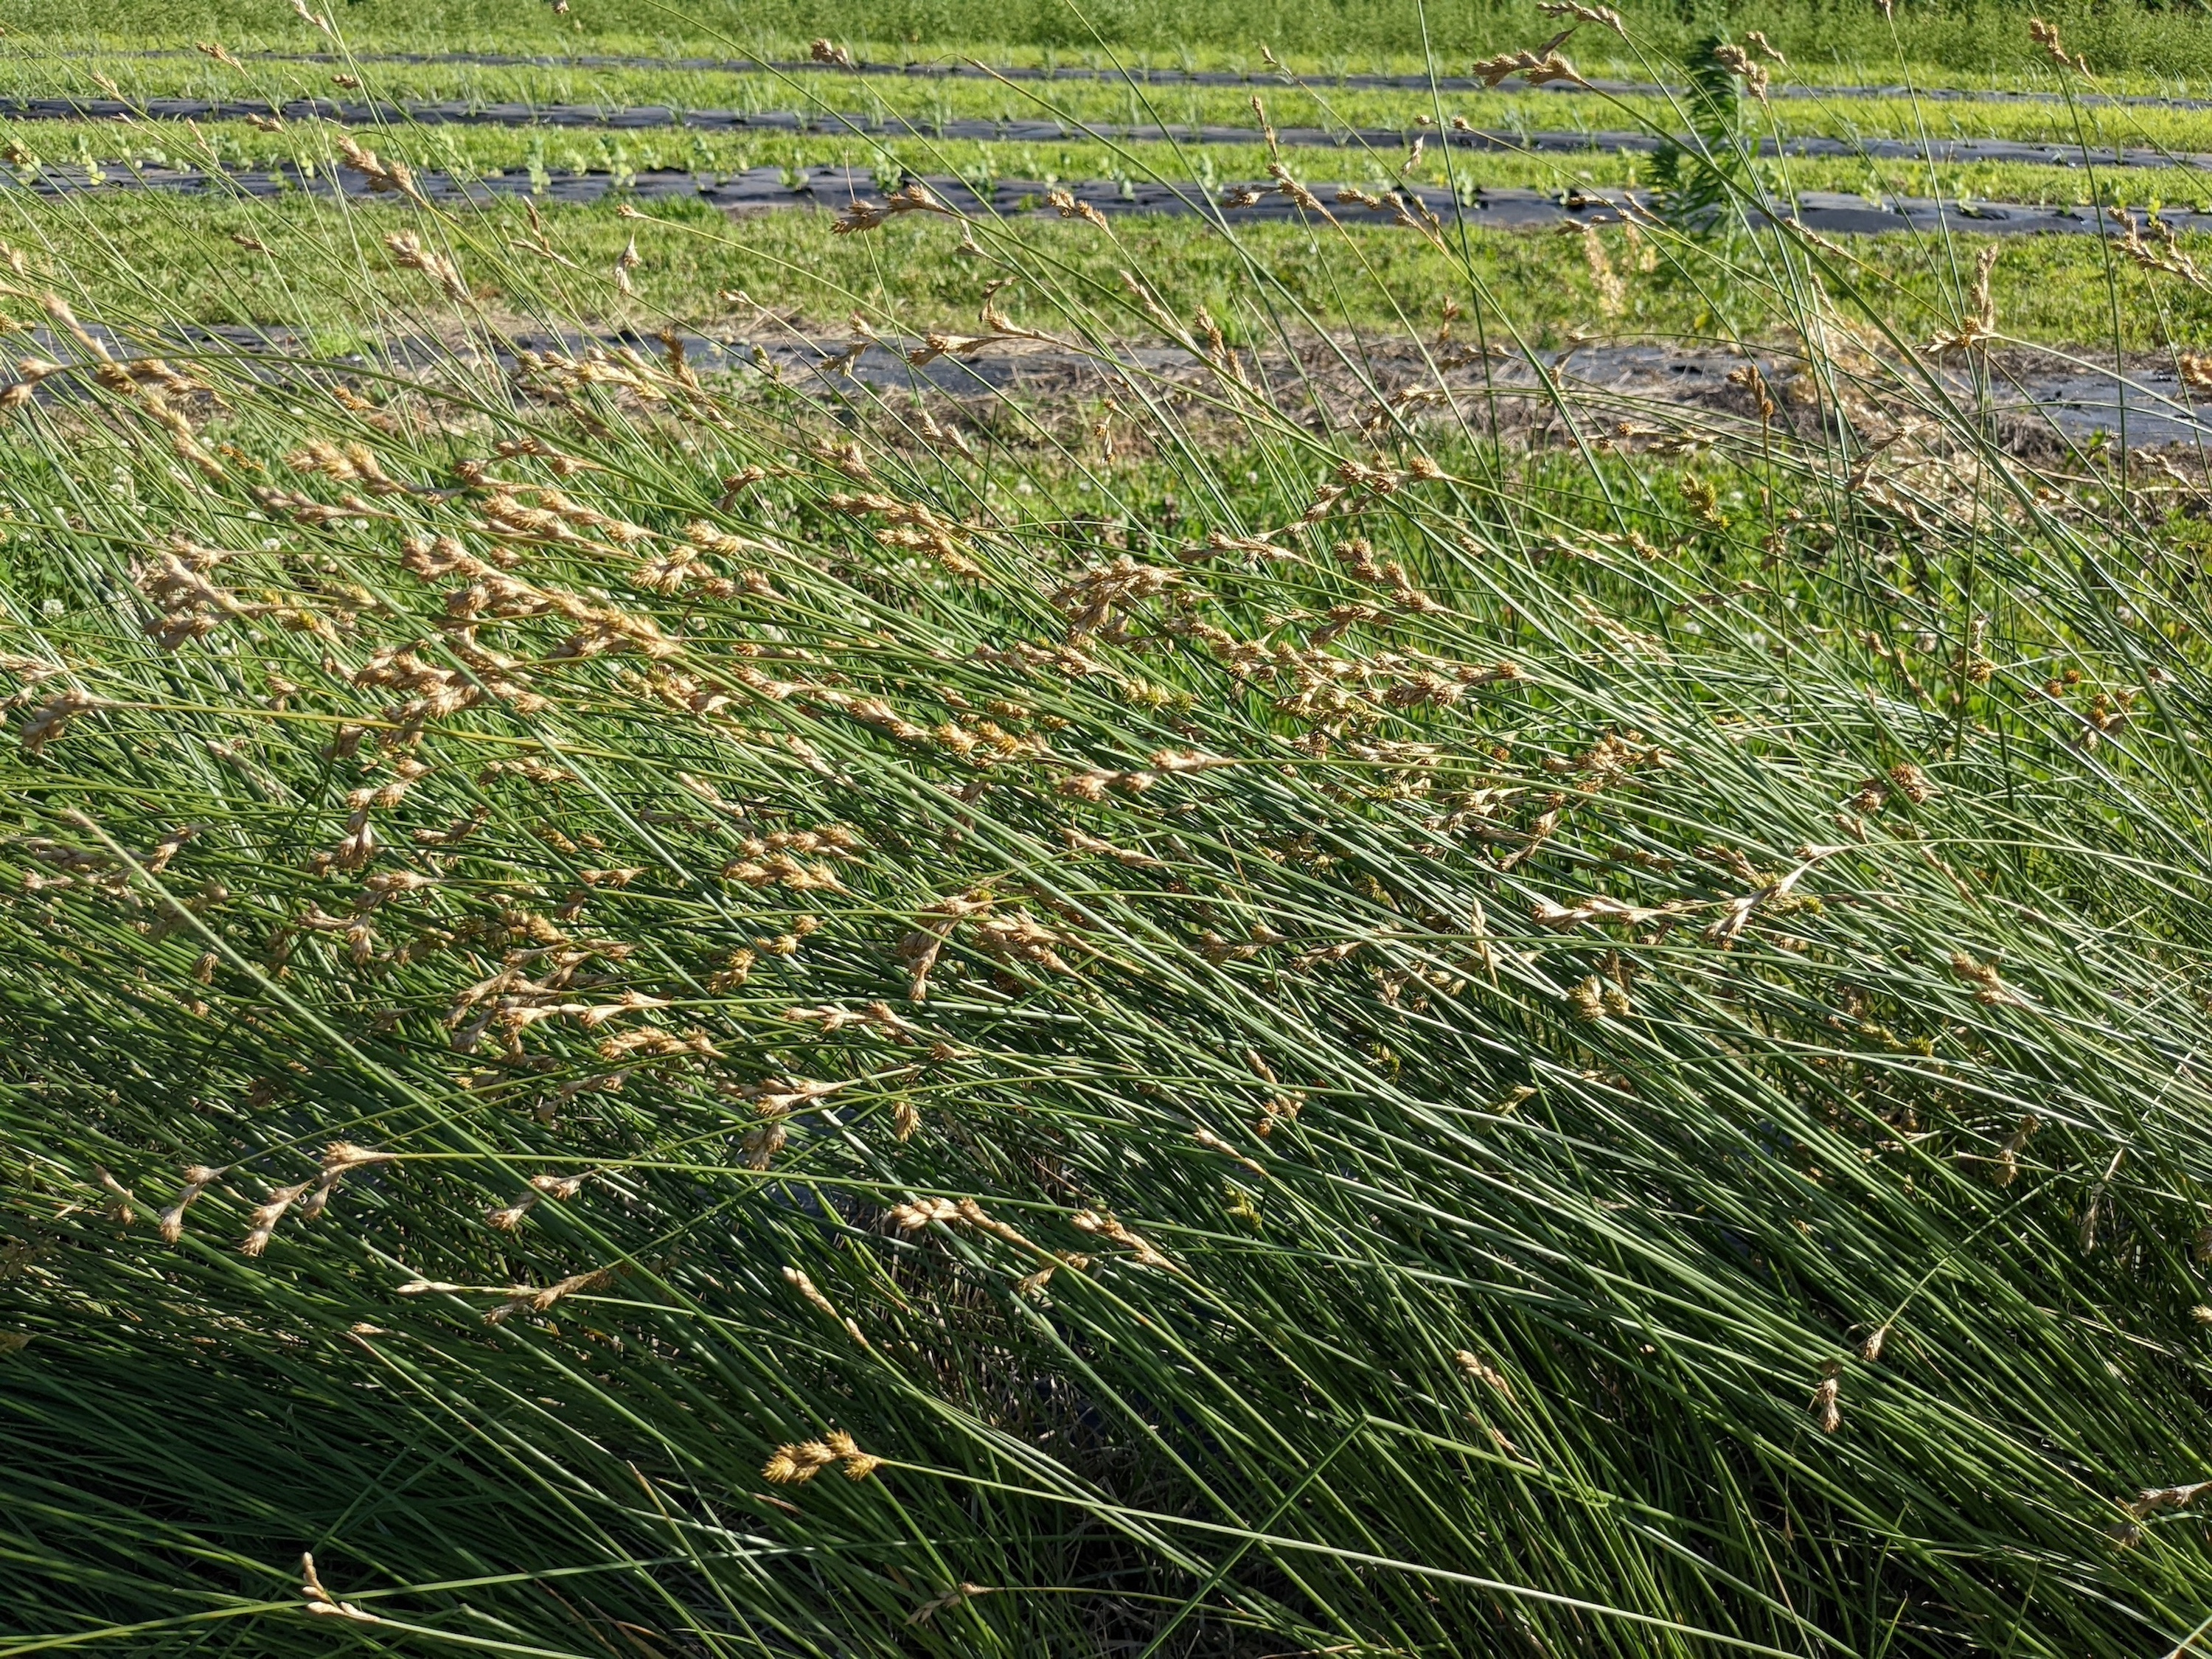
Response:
[0, 160, 2189, 236]
[11, 319, 2199, 449]
[1, 96, 2199, 175]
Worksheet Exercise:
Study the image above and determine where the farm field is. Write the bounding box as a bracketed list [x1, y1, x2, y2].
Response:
[10, 4, 2212, 1659]
[13, 85, 2212, 349]
[23, 0, 2212, 86]
[4, 7, 2212, 353]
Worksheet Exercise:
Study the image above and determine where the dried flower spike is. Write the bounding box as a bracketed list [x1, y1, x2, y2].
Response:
[824, 1429, 883, 1479]
[301, 1553, 379, 1622]
[383, 232, 467, 302]
[907, 1582, 992, 1627]
[762, 1440, 838, 1484]
[886, 1197, 960, 1231]
[159, 1164, 226, 1244]
[302, 1141, 392, 1221]
[1455, 1349, 1516, 1402]
[1069, 1208, 1172, 1270]
[1810, 1360, 1843, 1433]
[764, 1430, 879, 1484]
[95, 1166, 136, 1225]
[243, 1180, 313, 1256]
[784, 1265, 870, 1347]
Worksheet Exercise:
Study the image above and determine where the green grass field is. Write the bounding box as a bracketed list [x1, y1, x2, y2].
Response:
[3, 16, 2211, 358]
[18, 0, 2212, 84]
[34, 36, 2212, 156]
[13, 182, 2212, 356]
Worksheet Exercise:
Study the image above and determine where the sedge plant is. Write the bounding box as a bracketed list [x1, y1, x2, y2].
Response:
[4, 10, 2212, 1658]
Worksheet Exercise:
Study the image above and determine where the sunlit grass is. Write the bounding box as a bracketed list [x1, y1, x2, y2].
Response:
[8, 127, 2212, 352]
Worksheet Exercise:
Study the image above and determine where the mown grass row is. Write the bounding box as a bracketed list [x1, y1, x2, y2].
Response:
[38, 47, 2212, 159]
[26, 0, 2212, 85]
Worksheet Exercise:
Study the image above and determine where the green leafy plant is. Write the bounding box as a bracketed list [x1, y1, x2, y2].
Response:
[1645, 33, 1747, 232]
